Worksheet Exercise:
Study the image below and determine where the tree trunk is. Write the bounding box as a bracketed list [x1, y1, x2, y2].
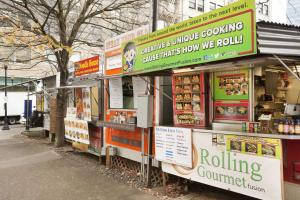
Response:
[54, 88, 67, 147]
[54, 49, 69, 147]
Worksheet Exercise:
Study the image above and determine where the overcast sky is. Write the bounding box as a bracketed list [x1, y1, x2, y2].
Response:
[287, 0, 300, 25]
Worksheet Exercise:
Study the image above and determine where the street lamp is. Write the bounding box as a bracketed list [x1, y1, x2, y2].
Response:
[2, 64, 10, 130]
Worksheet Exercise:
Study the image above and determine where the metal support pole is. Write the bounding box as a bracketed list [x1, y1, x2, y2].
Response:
[141, 128, 145, 182]
[144, 0, 158, 188]
[146, 128, 152, 187]
[25, 83, 30, 131]
[2, 65, 9, 130]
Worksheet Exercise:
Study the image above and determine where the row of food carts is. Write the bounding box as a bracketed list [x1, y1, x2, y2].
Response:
[62, 0, 300, 199]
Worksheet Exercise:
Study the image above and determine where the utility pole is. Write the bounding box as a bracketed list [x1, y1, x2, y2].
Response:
[25, 83, 30, 131]
[2, 65, 10, 130]
[152, 0, 158, 32]
[145, 0, 158, 188]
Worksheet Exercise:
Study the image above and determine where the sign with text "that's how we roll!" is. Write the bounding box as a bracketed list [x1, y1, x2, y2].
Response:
[122, 0, 256, 75]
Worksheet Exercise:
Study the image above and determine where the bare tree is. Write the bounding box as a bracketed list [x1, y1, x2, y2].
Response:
[0, 0, 149, 147]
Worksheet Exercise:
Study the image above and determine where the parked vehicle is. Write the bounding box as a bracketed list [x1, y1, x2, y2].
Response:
[0, 92, 36, 124]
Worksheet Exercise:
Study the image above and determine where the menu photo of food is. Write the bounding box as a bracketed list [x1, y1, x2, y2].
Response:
[175, 86, 183, 93]
[192, 102, 201, 111]
[230, 139, 242, 152]
[262, 143, 276, 158]
[192, 84, 200, 92]
[183, 85, 191, 93]
[245, 142, 258, 154]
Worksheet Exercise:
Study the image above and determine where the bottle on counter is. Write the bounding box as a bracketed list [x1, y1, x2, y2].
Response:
[289, 120, 295, 135]
[284, 119, 290, 135]
[278, 120, 284, 134]
[295, 119, 300, 135]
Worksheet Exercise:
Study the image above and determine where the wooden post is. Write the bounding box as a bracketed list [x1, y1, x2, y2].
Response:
[162, 172, 167, 195]
[106, 146, 111, 168]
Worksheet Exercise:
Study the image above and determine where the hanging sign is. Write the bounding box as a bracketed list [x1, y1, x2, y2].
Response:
[162, 132, 283, 200]
[122, 0, 256, 74]
[74, 56, 100, 77]
[104, 25, 151, 76]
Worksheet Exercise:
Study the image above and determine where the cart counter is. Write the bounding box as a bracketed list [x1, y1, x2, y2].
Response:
[155, 126, 300, 200]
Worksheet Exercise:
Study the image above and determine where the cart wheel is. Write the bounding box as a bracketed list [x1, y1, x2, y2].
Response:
[9, 117, 16, 125]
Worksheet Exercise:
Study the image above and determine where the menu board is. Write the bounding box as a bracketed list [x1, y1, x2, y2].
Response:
[214, 69, 249, 100]
[155, 126, 192, 168]
[214, 100, 249, 121]
[172, 72, 206, 127]
[109, 78, 123, 108]
[64, 118, 89, 144]
[82, 88, 92, 121]
[213, 69, 250, 121]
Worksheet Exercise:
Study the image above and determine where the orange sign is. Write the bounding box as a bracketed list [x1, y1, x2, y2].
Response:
[75, 56, 100, 76]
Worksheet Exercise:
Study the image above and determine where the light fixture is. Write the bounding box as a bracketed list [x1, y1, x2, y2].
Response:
[172, 68, 193, 74]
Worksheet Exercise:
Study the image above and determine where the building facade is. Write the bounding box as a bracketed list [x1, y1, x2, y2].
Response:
[158, 0, 289, 29]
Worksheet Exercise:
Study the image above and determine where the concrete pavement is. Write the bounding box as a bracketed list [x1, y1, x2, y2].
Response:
[0, 125, 158, 200]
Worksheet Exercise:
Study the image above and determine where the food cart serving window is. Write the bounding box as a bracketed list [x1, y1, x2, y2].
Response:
[62, 55, 103, 155]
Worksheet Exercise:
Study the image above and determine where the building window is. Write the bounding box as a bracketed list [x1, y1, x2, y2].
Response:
[210, 2, 216, 11]
[189, 0, 196, 9]
[198, 0, 204, 12]
[257, 2, 269, 16]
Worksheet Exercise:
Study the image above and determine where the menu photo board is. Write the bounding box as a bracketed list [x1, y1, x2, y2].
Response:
[122, 0, 256, 75]
[214, 100, 249, 121]
[214, 69, 249, 100]
[172, 72, 206, 127]
[64, 118, 89, 144]
[155, 126, 192, 168]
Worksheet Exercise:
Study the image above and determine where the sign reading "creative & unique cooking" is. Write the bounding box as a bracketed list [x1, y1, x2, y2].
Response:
[122, 0, 256, 75]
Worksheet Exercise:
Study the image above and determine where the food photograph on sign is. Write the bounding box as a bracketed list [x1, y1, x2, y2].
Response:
[226, 135, 281, 159]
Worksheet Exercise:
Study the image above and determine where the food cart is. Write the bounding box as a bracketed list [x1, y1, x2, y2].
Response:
[62, 56, 103, 155]
[102, 25, 152, 162]
[108, 0, 300, 199]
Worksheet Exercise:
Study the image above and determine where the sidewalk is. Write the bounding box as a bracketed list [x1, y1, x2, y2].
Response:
[0, 125, 158, 200]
